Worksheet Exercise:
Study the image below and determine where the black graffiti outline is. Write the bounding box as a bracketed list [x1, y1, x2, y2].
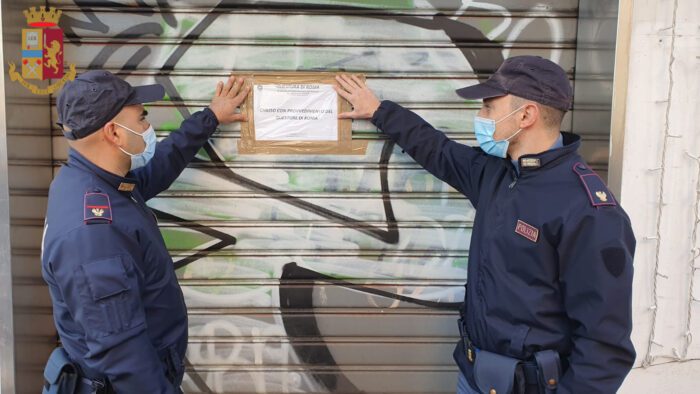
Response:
[63, 1, 507, 391]
[184, 357, 215, 394]
[147, 5, 482, 391]
[147, 0, 505, 247]
[60, 1, 398, 246]
[151, 208, 238, 270]
[152, 0, 402, 246]
[279, 262, 460, 392]
[281, 262, 462, 310]
[63, 0, 506, 245]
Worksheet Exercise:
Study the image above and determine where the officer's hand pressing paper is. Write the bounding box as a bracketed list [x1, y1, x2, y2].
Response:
[334, 74, 381, 120]
[209, 75, 250, 124]
[41, 71, 248, 394]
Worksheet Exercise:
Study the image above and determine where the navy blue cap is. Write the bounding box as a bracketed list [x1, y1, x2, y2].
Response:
[57, 70, 165, 140]
[456, 56, 572, 111]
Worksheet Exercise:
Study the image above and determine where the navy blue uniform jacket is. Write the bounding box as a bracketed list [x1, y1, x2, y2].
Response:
[371, 101, 636, 393]
[42, 109, 219, 392]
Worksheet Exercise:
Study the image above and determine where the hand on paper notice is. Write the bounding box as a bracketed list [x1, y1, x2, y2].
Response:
[209, 74, 250, 124]
[334, 74, 381, 120]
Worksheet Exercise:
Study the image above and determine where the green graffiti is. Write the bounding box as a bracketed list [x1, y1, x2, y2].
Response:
[288, 171, 327, 192]
[159, 122, 179, 131]
[158, 108, 185, 131]
[161, 228, 212, 250]
[201, 210, 234, 220]
[196, 148, 210, 161]
[180, 18, 196, 35]
[452, 257, 468, 269]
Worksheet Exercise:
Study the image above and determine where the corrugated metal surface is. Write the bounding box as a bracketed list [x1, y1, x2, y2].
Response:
[2, 0, 56, 392]
[8, 0, 593, 392]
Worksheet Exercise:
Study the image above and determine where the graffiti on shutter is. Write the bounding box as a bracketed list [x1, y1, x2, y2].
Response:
[54, 0, 579, 391]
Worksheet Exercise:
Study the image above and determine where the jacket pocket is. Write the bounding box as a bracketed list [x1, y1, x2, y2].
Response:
[80, 256, 144, 336]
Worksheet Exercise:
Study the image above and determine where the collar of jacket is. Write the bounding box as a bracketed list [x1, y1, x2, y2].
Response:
[513, 131, 581, 174]
[68, 148, 138, 192]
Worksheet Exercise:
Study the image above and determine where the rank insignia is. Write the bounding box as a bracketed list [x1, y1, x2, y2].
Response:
[84, 192, 112, 224]
[118, 182, 135, 192]
[573, 162, 617, 207]
[520, 158, 541, 168]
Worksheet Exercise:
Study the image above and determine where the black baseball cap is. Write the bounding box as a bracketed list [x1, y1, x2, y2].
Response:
[57, 70, 165, 140]
[456, 56, 572, 111]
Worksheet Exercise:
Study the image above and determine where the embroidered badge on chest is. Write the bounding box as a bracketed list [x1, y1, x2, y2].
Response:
[515, 220, 539, 243]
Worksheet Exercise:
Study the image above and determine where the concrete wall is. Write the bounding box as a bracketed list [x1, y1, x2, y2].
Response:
[617, 0, 700, 392]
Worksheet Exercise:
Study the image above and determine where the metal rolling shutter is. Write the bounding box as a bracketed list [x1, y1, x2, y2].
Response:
[13, 0, 589, 392]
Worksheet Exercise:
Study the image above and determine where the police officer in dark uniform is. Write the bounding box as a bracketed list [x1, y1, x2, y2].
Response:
[41, 70, 249, 393]
[335, 56, 635, 394]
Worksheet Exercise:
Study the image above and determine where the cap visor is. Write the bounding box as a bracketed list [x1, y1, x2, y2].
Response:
[455, 82, 506, 100]
[125, 84, 165, 105]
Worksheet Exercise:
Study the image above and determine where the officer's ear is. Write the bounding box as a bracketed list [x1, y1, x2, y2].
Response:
[517, 103, 539, 129]
[101, 121, 123, 147]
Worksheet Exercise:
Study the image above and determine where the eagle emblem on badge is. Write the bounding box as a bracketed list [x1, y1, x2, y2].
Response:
[595, 191, 608, 202]
[92, 208, 104, 217]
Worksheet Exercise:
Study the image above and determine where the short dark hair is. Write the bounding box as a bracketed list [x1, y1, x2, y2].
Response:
[511, 96, 564, 129]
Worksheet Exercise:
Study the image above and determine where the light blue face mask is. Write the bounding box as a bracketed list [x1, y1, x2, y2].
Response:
[474, 106, 526, 158]
[115, 122, 156, 171]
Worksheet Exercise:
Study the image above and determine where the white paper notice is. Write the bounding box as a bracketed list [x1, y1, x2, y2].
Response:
[253, 84, 338, 141]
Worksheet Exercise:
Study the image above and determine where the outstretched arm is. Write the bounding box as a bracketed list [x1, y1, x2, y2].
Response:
[135, 75, 250, 200]
[334, 74, 487, 203]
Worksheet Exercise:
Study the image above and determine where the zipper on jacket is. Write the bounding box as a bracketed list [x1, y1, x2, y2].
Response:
[504, 160, 519, 189]
[130, 194, 158, 224]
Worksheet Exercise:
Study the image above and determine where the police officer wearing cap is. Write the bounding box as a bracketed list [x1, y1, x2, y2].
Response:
[41, 71, 249, 393]
[335, 56, 635, 394]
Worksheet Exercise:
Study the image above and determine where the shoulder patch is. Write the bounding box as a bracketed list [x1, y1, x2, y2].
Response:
[573, 162, 617, 207]
[84, 192, 113, 224]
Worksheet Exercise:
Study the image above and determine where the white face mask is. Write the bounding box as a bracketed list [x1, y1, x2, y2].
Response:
[115, 122, 156, 171]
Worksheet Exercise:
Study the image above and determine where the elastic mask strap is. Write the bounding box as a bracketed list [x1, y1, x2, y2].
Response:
[495, 105, 527, 124]
[114, 122, 144, 157]
[113, 122, 142, 136]
[504, 128, 523, 142]
[495, 105, 526, 142]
